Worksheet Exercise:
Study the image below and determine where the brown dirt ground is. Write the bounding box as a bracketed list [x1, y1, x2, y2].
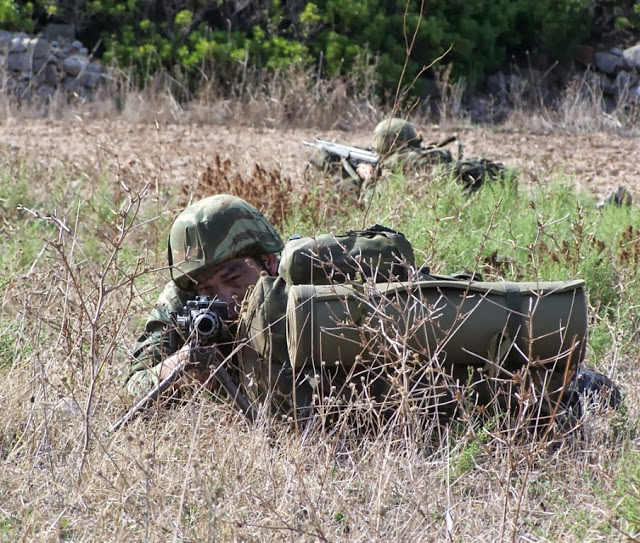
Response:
[1, 119, 639, 203]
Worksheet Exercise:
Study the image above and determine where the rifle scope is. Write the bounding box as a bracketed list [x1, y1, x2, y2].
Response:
[173, 296, 229, 345]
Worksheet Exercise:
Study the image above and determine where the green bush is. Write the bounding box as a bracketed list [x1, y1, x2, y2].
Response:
[0, 0, 600, 99]
[0, 0, 33, 31]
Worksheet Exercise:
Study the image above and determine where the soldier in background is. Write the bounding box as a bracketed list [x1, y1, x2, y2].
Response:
[305, 117, 512, 204]
[370, 117, 512, 194]
[597, 185, 633, 208]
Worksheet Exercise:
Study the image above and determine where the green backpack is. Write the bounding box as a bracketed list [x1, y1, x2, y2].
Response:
[237, 225, 416, 411]
[279, 224, 415, 284]
[238, 227, 586, 423]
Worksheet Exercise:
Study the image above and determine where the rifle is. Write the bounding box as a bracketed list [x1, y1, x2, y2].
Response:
[109, 296, 256, 433]
[304, 138, 379, 169]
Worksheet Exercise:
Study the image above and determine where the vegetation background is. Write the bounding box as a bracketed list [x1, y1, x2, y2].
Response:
[2, 0, 640, 101]
[0, 0, 639, 541]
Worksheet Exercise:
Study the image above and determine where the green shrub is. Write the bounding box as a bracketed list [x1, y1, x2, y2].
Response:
[9, 0, 598, 101]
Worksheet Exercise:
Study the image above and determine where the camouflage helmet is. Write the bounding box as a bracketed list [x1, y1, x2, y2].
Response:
[372, 118, 422, 155]
[168, 194, 284, 289]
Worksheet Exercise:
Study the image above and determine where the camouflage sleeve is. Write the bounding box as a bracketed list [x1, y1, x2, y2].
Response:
[125, 281, 194, 397]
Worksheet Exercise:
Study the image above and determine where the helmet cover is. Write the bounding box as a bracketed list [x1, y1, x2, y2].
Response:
[372, 118, 422, 155]
[168, 194, 284, 289]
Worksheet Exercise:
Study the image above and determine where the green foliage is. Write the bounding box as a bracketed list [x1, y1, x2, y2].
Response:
[0, 132, 639, 541]
[303, 0, 592, 92]
[0, 160, 59, 276]
[6, 0, 598, 100]
[0, 0, 33, 31]
[0, 319, 25, 370]
[331, 169, 640, 359]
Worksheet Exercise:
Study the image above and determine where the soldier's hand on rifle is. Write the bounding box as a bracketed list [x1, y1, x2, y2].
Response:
[356, 163, 376, 183]
[158, 343, 212, 388]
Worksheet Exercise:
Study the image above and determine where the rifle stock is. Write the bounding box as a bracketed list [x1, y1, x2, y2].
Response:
[109, 348, 256, 433]
[109, 355, 188, 433]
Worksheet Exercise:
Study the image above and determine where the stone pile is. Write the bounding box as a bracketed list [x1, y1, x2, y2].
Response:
[0, 27, 108, 103]
[482, 42, 640, 116]
[587, 43, 640, 108]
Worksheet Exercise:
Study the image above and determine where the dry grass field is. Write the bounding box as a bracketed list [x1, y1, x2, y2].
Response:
[0, 87, 639, 542]
[1, 117, 639, 203]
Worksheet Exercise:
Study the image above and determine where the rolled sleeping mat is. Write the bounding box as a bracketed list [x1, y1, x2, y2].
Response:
[286, 279, 587, 377]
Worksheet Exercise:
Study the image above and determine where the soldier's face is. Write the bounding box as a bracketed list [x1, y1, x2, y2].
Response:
[194, 254, 277, 319]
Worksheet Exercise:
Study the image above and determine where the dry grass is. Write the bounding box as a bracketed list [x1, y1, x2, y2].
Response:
[0, 61, 382, 131]
[0, 352, 634, 541]
[0, 66, 639, 541]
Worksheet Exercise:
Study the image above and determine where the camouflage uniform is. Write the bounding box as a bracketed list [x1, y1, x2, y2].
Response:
[126, 194, 284, 397]
[372, 117, 510, 194]
[597, 185, 633, 208]
[305, 144, 367, 201]
[125, 196, 622, 421]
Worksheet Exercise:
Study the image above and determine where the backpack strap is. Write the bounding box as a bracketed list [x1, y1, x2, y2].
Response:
[503, 282, 524, 368]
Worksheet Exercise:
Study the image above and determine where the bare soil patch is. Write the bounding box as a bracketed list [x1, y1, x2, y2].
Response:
[1, 119, 638, 202]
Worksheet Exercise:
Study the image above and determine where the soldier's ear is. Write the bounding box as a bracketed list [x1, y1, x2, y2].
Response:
[259, 253, 279, 275]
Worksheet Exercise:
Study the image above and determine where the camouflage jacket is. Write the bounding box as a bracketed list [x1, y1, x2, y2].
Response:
[126, 281, 196, 396]
[380, 145, 453, 174]
[381, 146, 510, 193]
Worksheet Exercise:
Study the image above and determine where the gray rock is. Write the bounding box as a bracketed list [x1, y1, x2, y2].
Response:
[8, 51, 30, 72]
[614, 70, 638, 98]
[33, 54, 54, 73]
[33, 69, 46, 85]
[63, 54, 88, 76]
[28, 38, 50, 59]
[36, 84, 55, 97]
[10, 37, 27, 54]
[622, 44, 640, 71]
[595, 50, 625, 74]
[599, 73, 616, 95]
[630, 84, 640, 104]
[44, 63, 59, 86]
[82, 71, 102, 88]
[85, 63, 102, 74]
[63, 78, 83, 92]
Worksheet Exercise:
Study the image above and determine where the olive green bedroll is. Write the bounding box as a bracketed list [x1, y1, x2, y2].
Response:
[239, 276, 587, 420]
[287, 279, 586, 371]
